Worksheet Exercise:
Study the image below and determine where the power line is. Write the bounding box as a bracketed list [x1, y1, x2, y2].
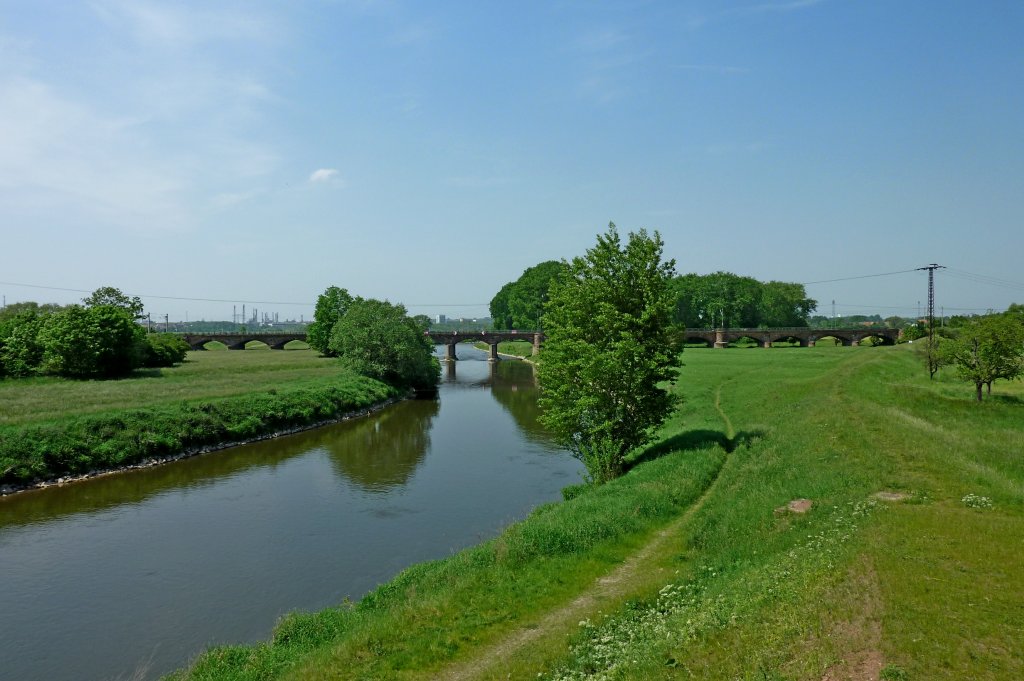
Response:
[0, 280, 488, 308]
[800, 268, 921, 286]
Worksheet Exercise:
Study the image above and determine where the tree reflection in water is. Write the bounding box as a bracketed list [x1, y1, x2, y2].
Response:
[318, 398, 439, 492]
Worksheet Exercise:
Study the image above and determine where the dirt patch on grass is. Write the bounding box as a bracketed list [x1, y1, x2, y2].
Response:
[819, 555, 884, 681]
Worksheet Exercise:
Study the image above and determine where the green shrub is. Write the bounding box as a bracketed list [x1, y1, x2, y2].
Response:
[142, 334, 190, 367]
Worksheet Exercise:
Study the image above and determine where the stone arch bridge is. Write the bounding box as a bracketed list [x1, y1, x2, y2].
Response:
[680, 327, 900, 348]
[180, 327, 898, 357]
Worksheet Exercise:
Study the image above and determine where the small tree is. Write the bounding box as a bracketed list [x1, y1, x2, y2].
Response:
[947, 315, 1024, 401]
[538, 223, 678, 484]
[328, 298, 439, 391]
[308, 286, 354, 356]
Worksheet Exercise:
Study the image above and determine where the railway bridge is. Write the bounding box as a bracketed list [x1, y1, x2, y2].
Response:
[180, 326, 899, 358]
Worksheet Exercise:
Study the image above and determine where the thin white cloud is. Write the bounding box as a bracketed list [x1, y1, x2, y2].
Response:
[0, 76, 190, 231]
[0, 3, 283, 235]
[91, 0, 275, 47]
[309, 168, 341, 183]
[674, 64, 750, 75]
[443, 176, 513, 189]
[574, 28, 629, 53]
[687, 0, 829, 29]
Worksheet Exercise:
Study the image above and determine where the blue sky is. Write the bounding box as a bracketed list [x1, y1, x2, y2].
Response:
[1, 0, 1021, 322]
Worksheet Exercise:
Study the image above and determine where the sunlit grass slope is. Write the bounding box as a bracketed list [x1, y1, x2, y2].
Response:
[169, 345, 1022, 680]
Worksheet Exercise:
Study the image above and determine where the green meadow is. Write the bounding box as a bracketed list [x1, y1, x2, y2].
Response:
[168, 343, 1023, 680]
[0, 348, 396, 485]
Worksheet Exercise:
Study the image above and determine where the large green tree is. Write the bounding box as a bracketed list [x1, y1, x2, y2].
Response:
[538, 223, 678, 484]
[38, 304, 147, 377]
[308, 286, 354, 356]
[490, 260, 567, 330]
[328, 298, 439, 391]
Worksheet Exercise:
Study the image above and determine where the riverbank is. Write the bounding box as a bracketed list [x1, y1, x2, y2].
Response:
[472, 340, 537, 362]
[0, 350, 399, 493]
[172, 345, 1024, 680]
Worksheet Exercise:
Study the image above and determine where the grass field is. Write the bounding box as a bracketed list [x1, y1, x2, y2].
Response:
[168, 344, 1023, 680]
[0, 348, 346, 427]
[0, 349, 396, 485]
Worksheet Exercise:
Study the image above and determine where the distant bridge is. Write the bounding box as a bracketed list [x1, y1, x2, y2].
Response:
[180, 327, 899, 357]
[425, 331, 544, 361]
[181, 333, 307, 350]
[680, 327, 900, 348]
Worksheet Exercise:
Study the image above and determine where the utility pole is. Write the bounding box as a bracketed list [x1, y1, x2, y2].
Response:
[832, 299, 836, 329]
[917, 263, 945, 345]
[164, 314, 169, 333]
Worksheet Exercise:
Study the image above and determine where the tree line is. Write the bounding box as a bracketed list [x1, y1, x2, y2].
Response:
[491, 266, 817, 332]
[0, 287, 189, 379]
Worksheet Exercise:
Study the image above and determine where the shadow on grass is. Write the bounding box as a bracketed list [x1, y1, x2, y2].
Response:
[626, 428, 766, 472]
[989, 394, 1024, 406]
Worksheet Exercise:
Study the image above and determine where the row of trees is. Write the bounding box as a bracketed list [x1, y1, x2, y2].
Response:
[0, 288, 189, 379]
[670, 272, 817, 328]
[491, 265, 816, 333]
[307, 286, 439, 391]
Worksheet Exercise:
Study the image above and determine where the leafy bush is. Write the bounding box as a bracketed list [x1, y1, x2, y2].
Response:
[142, 333, 191, 367]
[329, 298, 440, 391]
[38, 304, 146, 378]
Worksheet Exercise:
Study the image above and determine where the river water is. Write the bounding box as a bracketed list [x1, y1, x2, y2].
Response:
[0, 347, 582, 681]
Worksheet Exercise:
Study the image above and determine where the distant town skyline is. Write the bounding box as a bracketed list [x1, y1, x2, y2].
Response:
[2, 1, 1022, 321]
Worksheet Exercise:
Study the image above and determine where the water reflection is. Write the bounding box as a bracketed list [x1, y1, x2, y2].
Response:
[0, 346, 582, 681]
[320, 399, 439, 492]
[489, 364, 553, 446]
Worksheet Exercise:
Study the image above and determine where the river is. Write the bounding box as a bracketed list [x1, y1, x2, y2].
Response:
[0, 346, 582, 680]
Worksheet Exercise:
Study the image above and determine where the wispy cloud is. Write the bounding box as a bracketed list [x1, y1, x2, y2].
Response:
[570, 27, 651, 104]
[687, 0, 829, 29]
[573, 28, 629, 53]
[674, 64, 750, 75]
[91, 0, 276, 47]
[309, 168, 341, 183]
[0, 4, 283, 234]
[443, 175, 514, 189]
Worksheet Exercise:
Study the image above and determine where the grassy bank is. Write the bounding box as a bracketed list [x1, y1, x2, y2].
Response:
[0, 350, 398, 486]
[472, 340, 535, 358]
[169, 345, 1022, 679]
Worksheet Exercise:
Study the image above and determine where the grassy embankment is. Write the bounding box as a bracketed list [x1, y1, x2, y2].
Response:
[171, 343, 1023, 680]
[472, 340, 535, 358]
[0, 346, 398, 486]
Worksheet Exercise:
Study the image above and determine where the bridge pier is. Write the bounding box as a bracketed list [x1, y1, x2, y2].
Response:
[533, 333, 542, 356]
[807, 339, 815, 347]
[714, 329, 727, 349]
[762, 338, 772, 348]
[445, 342, 458, 362]
[488, 343, 499, 362]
